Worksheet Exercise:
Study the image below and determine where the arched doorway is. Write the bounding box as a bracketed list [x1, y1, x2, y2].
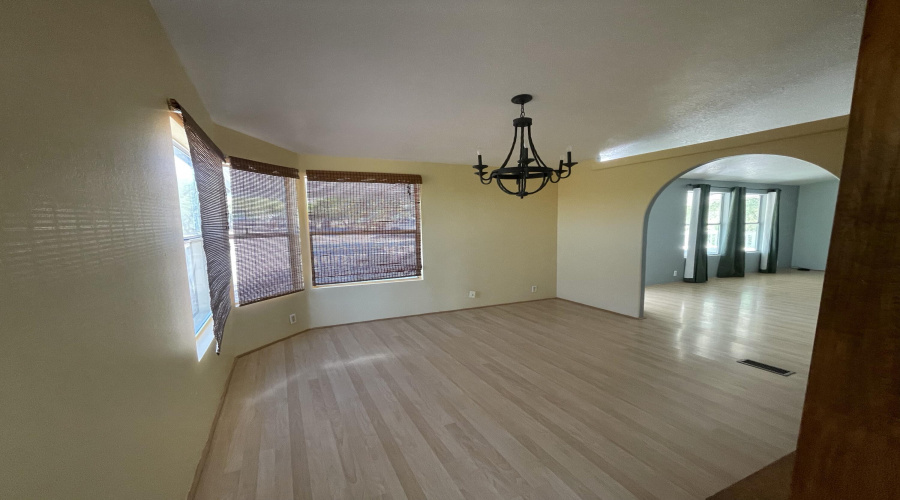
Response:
[640, 154, 839, 315]
[633, 154, 841, 415]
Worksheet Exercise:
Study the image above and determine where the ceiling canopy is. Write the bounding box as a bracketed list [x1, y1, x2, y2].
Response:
[151, 0, 865, 165]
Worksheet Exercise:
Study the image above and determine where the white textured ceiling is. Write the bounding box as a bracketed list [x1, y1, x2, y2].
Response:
[150, 0, 865, 165]
[681, 154, 838, 185]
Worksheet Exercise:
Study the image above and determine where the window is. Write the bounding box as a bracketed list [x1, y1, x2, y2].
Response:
[684, 189, 764, 255]
[706, 192, 723, 254]
[744, 193, 761, 251]
[683, 190, 693, 253]
[174, 144, 213, 332]
[306, 170, 423, 286]
[170, 115, 215, 359]
[225, 157, 304, 305]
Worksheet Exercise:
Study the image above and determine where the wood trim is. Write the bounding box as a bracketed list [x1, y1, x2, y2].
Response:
[790, 1, 900, 498]
[235, 298, 556, 359]
[187, 359, 237, 500]
[228, 156, 300, 179]
[305, 169, 422, 184]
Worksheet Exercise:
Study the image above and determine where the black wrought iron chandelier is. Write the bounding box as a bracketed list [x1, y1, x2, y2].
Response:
[473, 94, 577, 198]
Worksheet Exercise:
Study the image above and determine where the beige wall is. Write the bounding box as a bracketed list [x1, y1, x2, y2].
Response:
[557, 119, 848, 318]
[215, 126, 559, 356]
[0, 2, 557, 498]
[0, 1, 235, 498]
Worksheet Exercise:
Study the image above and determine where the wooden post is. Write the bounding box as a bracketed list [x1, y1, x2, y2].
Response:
[791, 0, 900, 498]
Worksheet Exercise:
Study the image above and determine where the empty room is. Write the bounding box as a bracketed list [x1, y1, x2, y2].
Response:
[3, 1, 899, 499]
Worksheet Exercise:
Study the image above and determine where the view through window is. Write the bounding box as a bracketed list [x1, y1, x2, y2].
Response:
[744, 193, 761, 251]
[706, 192, 723, 254]
[684, 190, 763, 255]
[225, 158, 304, 305]
[306, 171, 422, 286]
[173, 144, 213, 333]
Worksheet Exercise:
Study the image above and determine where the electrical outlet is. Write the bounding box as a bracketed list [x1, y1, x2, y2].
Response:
[531, 285, 538, 293]
[673, 270, 678, 277]
[289, 314, 297, 325]
[468, 290, 477, 299]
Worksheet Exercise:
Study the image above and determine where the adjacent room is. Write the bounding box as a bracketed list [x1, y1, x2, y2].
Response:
[5, 1, 897, 499]
[641, 155, 840, 396]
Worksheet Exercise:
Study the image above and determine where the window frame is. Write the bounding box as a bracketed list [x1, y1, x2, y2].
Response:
[705, 191, 725, 256]
[305, 171, 424, 287]
[683, 190, 693, 256]
[170, 126, 215, 360]
[683, 188, 767, 257]
[744, 192, 762, 253]
[224, 158, 305, 306]
[173, 140, 213, 332]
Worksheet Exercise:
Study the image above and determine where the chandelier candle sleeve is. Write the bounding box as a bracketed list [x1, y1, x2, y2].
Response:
[473, 94, 577, 198]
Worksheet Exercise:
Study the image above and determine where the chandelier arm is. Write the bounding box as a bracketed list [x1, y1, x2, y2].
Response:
[521, 174, 551, 197]
[533, 174, 551, 193]
[526, 126, 549, 169]
[495, 177, 518, 196]
[519, 127, 530, 197]
[558, 161, 577, 179]
[473, 164, 494, 184]
[499, 126, 519, 168]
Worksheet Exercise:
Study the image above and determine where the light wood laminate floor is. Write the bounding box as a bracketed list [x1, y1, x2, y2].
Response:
[194, 271, 823, 499]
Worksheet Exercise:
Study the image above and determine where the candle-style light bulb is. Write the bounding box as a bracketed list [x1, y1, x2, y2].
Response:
[476, 149, 483, 166]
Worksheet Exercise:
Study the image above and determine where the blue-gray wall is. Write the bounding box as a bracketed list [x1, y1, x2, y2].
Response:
[792, 179, 840, 270]
[644, 179, 799, 286]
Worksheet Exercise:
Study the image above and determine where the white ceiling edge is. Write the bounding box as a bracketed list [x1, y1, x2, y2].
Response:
[680, 154, 838, 185]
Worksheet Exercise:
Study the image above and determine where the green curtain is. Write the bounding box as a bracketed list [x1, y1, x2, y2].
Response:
[716, 187, 746, 277]
[683, 184, 710, 283]
[759, 189, 780, 273]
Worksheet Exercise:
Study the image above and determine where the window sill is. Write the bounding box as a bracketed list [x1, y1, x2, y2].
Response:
[313, 276, 423, 289]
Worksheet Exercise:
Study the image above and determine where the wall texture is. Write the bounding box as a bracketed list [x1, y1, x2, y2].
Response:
[557, 120, 847, 318]
[0, 1, 234, 498]
[792, 180, 840, 270]
[0, 2, 558, 498]
[645, 179, 799, 286]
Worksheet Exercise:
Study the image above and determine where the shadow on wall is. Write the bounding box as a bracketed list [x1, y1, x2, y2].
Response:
[642, 154, 839, 292]
[1, 194, 173, 286]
